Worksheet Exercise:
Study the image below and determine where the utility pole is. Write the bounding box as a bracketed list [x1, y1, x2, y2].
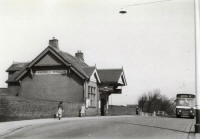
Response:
[195, 0, 200, 133]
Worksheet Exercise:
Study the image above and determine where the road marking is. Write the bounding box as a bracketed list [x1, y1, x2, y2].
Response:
[117, 121, 191, 134]
[187, 122, 195, 139]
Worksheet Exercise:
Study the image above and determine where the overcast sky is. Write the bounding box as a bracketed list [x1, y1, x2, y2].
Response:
[0, 0, 196, 105]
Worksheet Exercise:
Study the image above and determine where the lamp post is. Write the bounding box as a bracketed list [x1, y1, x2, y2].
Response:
[194, 0, 200, 133]
[119, 0, 200, 133]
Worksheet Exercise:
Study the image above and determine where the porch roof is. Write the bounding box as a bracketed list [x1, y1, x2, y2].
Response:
[97, 68, 127, 86]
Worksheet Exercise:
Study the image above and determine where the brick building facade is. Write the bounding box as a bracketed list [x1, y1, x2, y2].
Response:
[0, 38, 126, 119]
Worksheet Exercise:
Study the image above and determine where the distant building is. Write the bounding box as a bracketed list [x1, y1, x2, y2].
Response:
[4, 38, 127, 116]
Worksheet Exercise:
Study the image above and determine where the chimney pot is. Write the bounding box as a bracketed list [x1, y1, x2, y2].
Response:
[75, 50, 84, 61]
[49, 37, 59, 49]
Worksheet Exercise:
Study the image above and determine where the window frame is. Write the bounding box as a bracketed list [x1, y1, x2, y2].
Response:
[88, 86, 96, 107]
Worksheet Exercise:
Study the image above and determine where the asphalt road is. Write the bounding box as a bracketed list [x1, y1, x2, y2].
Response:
[2, 116, 196, 139]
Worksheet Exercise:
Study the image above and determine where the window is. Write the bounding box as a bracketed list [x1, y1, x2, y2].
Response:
[88, 86, 96, 107]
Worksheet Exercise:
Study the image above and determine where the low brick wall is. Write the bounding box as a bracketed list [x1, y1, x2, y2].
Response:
[108, 105, 137, 116]
[85, 107, 99, 116]
[0, 88, 9, 94]
[0, 93, 82, 122]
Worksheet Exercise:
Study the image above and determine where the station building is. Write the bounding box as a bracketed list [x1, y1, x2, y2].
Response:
[4, 38, 127, 117]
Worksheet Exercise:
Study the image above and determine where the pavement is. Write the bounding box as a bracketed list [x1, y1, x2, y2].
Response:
[0, 116, 102, 137]
[0, 116, 128, 137]
[0, 115, 199, 139]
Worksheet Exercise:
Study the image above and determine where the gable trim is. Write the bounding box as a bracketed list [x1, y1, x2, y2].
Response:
[15, 46, 88, 81]
[117, 70, 127, 86]
[34, 52, 64, 67]
[28, 47, 71, 68]
[93, 68, 101, 83]
[88, 68, 101, 83]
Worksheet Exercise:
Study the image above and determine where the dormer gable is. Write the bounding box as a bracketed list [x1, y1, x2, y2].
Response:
[83, 67, 101, 83]
[90, 69, 101, 83]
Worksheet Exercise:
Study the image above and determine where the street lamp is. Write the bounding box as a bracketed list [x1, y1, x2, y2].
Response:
[194, 0, 200, 133]
[119, 0, 200, 133]
[119, 10, 127, 14]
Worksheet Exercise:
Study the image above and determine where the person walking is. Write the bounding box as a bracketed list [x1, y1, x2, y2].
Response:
[136, 106, 139, 115]
[57, 101, 64, 120]
[80, 104, 86, 117]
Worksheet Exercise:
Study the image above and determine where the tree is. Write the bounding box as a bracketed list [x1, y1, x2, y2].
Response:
[137, 89, 175, 115]
[138, 93, 147, 111]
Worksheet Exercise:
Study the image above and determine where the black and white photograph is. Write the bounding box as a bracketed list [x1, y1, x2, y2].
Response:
[0, 0, 200, 138]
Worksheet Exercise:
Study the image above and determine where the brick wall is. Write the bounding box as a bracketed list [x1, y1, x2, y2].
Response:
[20, 71, 84, 103]
[8, 85, 20, 96]
[0, 88, 9, 94]
[0, 93, 82, 122]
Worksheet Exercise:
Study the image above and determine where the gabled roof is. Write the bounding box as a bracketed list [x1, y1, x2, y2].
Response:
[7, 71, 22, 83]
[83, 66, 101, 83]
[6, 63, 29, 83]
[97, 68, 127, 86]
[6, 46, 90, 83]
[6, 40, 126, 86]
[83, 66, 96, 77]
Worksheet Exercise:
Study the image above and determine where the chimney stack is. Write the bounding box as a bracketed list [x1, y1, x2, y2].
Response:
[75, 50, 84, 61]
[49, 37, 59, 49]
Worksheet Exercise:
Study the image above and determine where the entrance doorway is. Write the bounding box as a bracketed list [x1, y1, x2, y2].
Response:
[100, 98, 106, 116]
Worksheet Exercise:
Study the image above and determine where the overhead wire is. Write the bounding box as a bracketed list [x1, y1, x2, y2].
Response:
[122, 0, 175, 8]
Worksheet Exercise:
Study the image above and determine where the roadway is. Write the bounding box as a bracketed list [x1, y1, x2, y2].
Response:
[1, 115, 197, 139]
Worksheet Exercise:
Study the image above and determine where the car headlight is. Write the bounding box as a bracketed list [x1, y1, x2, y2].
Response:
[178, 109, 181, 113]
[190, 109, 193, 113]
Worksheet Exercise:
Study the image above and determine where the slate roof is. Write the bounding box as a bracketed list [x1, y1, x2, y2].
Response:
[6, 43, 126, 85]
[6, 46, 91, 83]
[97, 69, 123, 84]
[58, 50, 89, 78]
[6, 63, 29, 83]
[6, 63, 29, 72]
[83, 67, 96, 77]
[59, 51, 88, 68]
[6, 71, 23, 82]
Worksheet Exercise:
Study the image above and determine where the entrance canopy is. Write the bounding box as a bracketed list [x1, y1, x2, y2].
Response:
[98, 68, 127, 94]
